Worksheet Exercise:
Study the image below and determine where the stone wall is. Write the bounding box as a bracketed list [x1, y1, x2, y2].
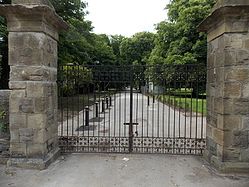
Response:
[0, 1, 68, 169]
[199, 0, 249, 173]
[206, 33, 249, 163]
[0, 90, 10, 164]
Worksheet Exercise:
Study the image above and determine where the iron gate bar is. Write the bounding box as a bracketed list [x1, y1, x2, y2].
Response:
[58, 64, 206, 154]
[129, 69, 134, 153]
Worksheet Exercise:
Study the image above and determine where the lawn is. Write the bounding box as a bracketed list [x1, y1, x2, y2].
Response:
[157, 93, 207, 116]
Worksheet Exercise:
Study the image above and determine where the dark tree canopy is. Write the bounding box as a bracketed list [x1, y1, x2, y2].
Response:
[0, 0, 10, 89]
[0, 0, 216, 89]
[147, 0, 215, 66]
[120, 32, 155, 65]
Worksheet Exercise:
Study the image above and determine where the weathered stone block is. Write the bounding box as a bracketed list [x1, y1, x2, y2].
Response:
[33, 129, 47, 144]
[217, 114, 242, 130]
[225, 68, 249, 82]
[11, 90, 26, 98]
[240, 148, 249, 162]
[9, 32, 58, 68]
[27, 82, 46, 97]
[216, 144, 224, 160]
[10, 66, 56, 82]
[10, 142, 26, 157]
[207, 53, 215, 69]
[223, 148, 240, 161]
[206, 124, 213, 137]
[20, 135, 33, 142]
[224, 49, 237, 66]
[207, 114, 217, 127]
[19, 128, 34, 143]
[215, 67, 224, 83]
[207, 136, 217, 156]
[9, 113, 27, 130]
[242, 83, 249, 98]
[9, 81, 27, 89]
[27, 114, 46, 129]
[27, 143, 47, 158]
[213, 128, 224, 145]
[229, 34, 244, 48]
[215, 50, 225, 67]
[242, 116, 249, 129]
[19, 98, 34, 113]
[10, 130, 19, 143]
[9, 97, 22, 113]
[233, 130, 248, 148]
[233, 99, 249, 115]
[224, 82, 241, 98]
[9, 33, 45, 66]
[207, 69, 215, 84]
[236, 49, 249, 65]
[12, 0, 54, 9]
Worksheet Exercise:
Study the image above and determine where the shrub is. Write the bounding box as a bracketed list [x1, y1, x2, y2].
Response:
[0, 109, 8, 133]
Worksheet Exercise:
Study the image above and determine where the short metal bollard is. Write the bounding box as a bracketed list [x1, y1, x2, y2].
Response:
[106, 97, 109, 109]
[85, 107, 89, 127]
[153, 95, 155, 103]
[147, 96, 150, 106]
[95, 102, 99, 118]
[102, 100, 105, 113]
[109, 96, 112, 106]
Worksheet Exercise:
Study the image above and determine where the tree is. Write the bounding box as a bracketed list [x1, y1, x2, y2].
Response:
[91, 34, 116, 65]
[147, 0, 215, 96]
[51, 0, 95, 65]
[120, 32, 155, 65]
[52, 0, 117, 66]
[148, 0, 215, 66]
[109, 35, 125, 64]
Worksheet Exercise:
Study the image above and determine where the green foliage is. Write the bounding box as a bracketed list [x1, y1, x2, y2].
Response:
[144, 0, 215, 96]
[91, 34, 116, 65]
[120, 32, 155, 65]
[0, 109, 8, 133]
[148, 0, 215, 66]
[51, 0, 116, 66]
[158, 95, 206, 115]
[59, 65, 93, 96]
[109, 35, 126, 64]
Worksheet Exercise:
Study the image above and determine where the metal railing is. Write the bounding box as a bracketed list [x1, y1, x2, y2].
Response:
[58, 64, 206, 154]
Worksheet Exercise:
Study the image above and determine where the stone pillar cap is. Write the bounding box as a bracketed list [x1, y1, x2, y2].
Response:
[0, 4, 69, 31]
[12, 0, 54, 9]
[198, 0, 249, 32]
[213, 0, 249, 11]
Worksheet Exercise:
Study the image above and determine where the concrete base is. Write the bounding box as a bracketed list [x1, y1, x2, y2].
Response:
[1, 154, 249, 187]
[7, 148, 60, 170]
[204, 150, 249, 174]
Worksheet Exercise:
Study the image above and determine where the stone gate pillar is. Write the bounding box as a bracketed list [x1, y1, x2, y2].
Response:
[199, 0, 249, 173]
[0, 0, 68, 169]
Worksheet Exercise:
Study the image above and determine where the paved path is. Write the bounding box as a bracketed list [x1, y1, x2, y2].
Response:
[59, 91, 206, 139]
[0, 154, 249, 187]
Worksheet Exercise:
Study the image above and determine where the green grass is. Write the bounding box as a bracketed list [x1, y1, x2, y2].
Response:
[157, 95, 207, 116]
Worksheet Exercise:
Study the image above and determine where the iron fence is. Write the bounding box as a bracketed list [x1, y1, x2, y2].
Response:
[58, 64, 206, 155]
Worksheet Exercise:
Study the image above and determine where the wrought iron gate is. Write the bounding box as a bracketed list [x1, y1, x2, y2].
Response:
[58, 64, 206, 155]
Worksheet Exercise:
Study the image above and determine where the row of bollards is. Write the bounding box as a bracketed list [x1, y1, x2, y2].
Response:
[85, 96, 112, 127]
